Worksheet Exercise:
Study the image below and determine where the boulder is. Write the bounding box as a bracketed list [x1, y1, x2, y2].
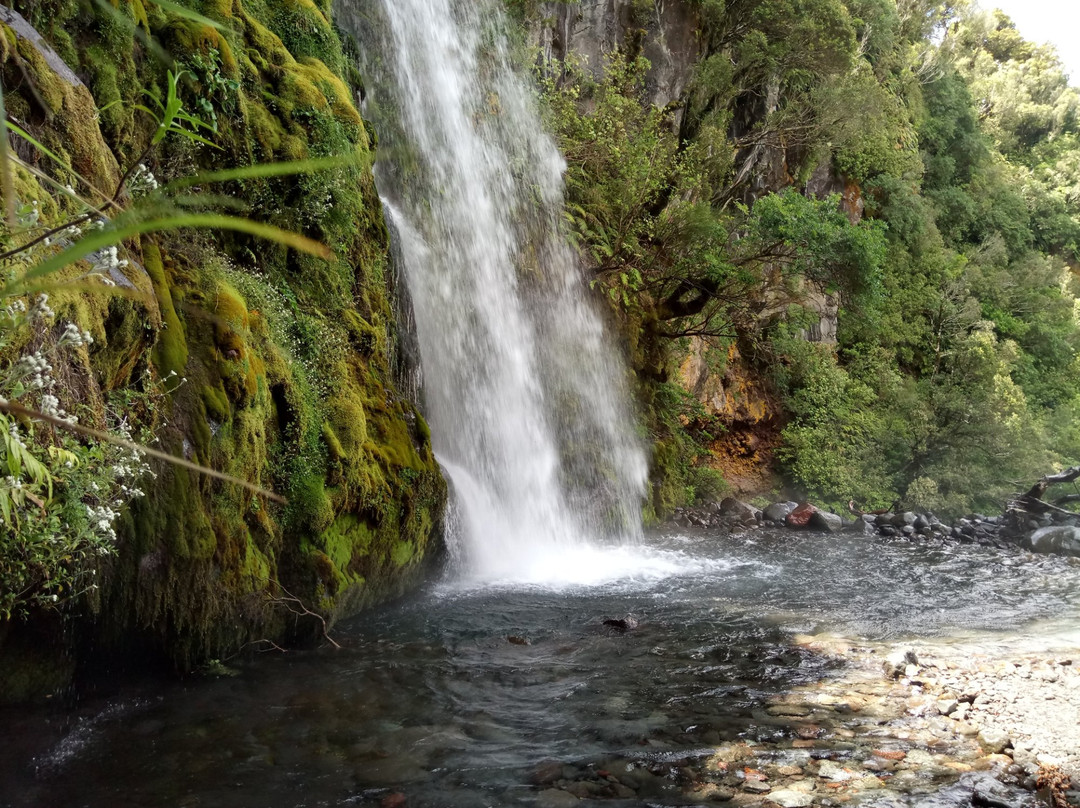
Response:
[719, 498, 762, 526]
[786, 503, 818, 528]
[1029, 526, 1080, 556]
[763, 501, 798, 522]
[851, 518, 878, 536]
[809, 510, 843, 532]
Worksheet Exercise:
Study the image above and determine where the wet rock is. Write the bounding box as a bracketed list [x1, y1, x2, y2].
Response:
[971, 775, 1027, 808]
[691, 783, 735, 801]
[766, 703, 812, 717]
[603, 616, 639, 632]
[978, 727, 1012, 754]
[508, 636, 530, 645]
[894, 512, 918, 527]
[536, 788, 580, 808]
[563, 781, 599, 798]
[719, 498, 762, 525]
[529, 761, 564, 786]
[380, 794, 407, 808]
[883, 649, 919, 679]
[1029, 526, 1080, 556]
[743, 780, 772, 794]
[810, 510, 843, 533]
[817, 760, 855, 781]
[764, 502, 798, 522]
[766, 789, 813, 807]
[786, 503, 818, 528]
[853, 518, 879, 536]
[609, 783, 636, 798]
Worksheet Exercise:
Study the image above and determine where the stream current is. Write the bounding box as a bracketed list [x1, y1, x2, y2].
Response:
[2, 528, 1078, 808]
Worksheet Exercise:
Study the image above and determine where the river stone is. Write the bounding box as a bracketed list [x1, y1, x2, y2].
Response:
[720, 497, 762, 525]
[787, 503, 818, 528]
[767, 703, 812, 717]
[883, 649, 919, 679]
[810, 510, 843, 532]
[766, 789, 813, 807]
[977, 727, 1012, 754]
[817, 760, 855, 781]
[1029, 526, 1080, 556]
[536, 789, 580, 808]
[743, 780, 772, 794]
[764, 502, 798, 522]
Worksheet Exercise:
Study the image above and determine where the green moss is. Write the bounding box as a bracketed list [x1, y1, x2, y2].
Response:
[202, 384, 231, 422]
[144, 242, 190, 380]
[390, 540, 416, 568]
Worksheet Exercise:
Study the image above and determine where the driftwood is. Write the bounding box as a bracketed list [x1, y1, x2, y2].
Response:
[1014, 466, 1080, 514]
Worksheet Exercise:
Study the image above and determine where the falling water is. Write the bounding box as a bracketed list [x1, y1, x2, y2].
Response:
[336, 0, 649, 580]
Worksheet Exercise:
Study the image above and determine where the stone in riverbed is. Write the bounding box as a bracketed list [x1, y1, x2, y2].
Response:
[719, 497, 762, 525]
[817, 761, 855, 781]
[743, 780, 772, 794]
[810, 510, 843, 532]
[883, 649, 919, 679]
[1029, 526, 1080, 556]
[786, 503, 818, 528]
[766, 703, 812, 717]
[766, 789, 814, 807]
[764, 502, 799, 522]
[977, 727, 1012, 754]
[536, 789, 580, 808]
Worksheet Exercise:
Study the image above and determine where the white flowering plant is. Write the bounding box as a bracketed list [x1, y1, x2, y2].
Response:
[0, 293, 155, 619]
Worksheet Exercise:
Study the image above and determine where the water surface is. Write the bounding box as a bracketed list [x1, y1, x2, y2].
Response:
[2, 528, 1077, 808]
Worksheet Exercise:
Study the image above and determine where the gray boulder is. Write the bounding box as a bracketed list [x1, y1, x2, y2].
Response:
[718, 498, 762, 526]
[763, 501, 798, 522]
[809, 510, 843, 532]
[1029, 525, 1080, 556]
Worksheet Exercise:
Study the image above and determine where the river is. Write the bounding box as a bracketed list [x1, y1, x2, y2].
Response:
[2, 527, 1077, 807]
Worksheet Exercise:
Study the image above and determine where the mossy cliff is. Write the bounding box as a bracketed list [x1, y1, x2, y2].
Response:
[0, 0, 445, 698]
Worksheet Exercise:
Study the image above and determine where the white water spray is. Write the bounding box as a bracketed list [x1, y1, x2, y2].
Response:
[338, 0, 648, 581]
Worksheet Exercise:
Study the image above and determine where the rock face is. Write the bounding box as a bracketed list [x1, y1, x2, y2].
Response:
[535, 0, 700, 125]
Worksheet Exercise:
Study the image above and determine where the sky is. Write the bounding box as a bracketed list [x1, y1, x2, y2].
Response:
[978, 0, 1080, 85]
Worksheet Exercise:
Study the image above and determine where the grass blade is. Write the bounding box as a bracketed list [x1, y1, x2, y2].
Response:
[163, 154, 363, 191]
[9, 213, 332, 293]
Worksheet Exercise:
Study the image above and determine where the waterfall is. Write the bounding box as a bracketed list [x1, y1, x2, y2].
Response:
[338, 0, 648, 581]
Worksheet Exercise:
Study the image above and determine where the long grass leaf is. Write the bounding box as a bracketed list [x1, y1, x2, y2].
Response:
[164, 154, 363, 191]
[7, 155, 111, 217]
[12, 213, 331, 290]
[5, 122, 117, 208]
[147, 0, 225, 30]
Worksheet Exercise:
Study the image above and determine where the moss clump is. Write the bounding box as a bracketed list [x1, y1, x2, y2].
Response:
[144, 242, 189, 380]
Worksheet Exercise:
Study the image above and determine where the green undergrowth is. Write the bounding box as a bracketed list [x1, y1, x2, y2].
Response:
[1, 0, 445, 683]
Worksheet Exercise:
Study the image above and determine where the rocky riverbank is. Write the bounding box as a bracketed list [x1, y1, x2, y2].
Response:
[669, 498, 1080, 560]
[530, 632, 1080, 808]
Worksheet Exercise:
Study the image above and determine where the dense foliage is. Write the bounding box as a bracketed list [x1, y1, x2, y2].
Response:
[534, 0, 1080, 517]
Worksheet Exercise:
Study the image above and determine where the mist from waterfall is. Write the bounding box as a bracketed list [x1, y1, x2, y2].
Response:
[338, 0, 648, 581]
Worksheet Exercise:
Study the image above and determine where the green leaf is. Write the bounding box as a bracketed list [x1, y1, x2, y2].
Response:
[11, 212, 332, 292]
